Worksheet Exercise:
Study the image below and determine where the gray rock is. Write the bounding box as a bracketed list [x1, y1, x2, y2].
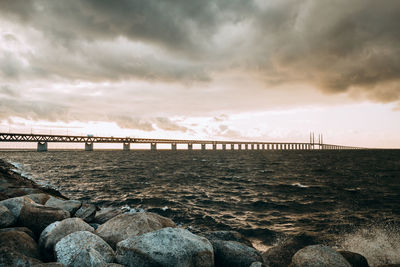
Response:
[0, 226, 35, 239]
[290, 244, 351, 267]
[69, 247, 108, 267]
[74, 203, 96, 222]
[39, 218, 94, 260]
[211, 240, 263, 267]
[339, 251, 369, 267]
[116, 227, 214, 267]
[94, 207, 123, 224]
[0, 247, 42, 267]
[55, 231, 115, 266]
[0, 204, 16, 227]
[25, 193, 51, 205]
[96, 212, 175, 249]
[262, 232, 318, 267]
[250, 262, 266, 267]
[0, 196, 35, 217]
[0, 230, 41, 259]
[45, 197, 82, 215]
[202, 230, 254, 248]
[18, 202, 70, 235]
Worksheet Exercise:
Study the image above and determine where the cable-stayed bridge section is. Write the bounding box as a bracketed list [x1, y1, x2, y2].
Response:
[0, 132, 365, 151]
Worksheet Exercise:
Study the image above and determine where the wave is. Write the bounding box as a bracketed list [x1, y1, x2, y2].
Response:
[292, 182, 309, 188]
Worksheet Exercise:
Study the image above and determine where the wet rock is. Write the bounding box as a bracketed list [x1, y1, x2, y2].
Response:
[0, 204, 16, 227]
[74, 203, 96, 222]
[0, 196, 35, 217]
[45, 197, 82, 215]
[25, 193, 51, 205]
[339, 250, 369, 267]
[55, 231, 114, 266]
[96, 212, 175, 248]
[211, 239, 263, 267]
[202, 230, 253, 248]
[116, 227, 214, 267]
[250, 262, 266, 267]
[290, 244, 351, 267]
[39, 218, 94, 260]
[69, 247, 109, 267]
[19, 202, 70, 235]
[0, 247, 42, 266]
[0, 230, 41, 259]
[94, 207, 123, 224]
[0, 226, 35, 239]
[262, 232, 318, 267]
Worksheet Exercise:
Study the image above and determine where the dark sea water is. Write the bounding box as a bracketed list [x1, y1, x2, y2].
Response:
[1, 150, 400, 263]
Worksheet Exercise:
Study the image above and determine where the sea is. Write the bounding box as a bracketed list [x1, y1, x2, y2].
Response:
[1, 149, 399, 265]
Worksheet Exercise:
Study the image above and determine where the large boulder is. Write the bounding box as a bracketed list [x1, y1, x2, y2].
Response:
[116, 227, 214, 267]
[94, 207, 123, 224]
[74, 203, 96, 222]
[202, 230, 253, 248]
[0, 247, 42, 267]
[39, 218, 94, 260]
[339, 251, 369, 267]
[0, 204, 16, 227]
[263, 232, 318, 267]
[211, 240, 263, 267]
[0, 230, 41, 259]
[45, 197, 82, 215]
[290, 244, 351, 267]
[96, 212, 175, 248]
[18, 202, 70, 235]
[33, 263, 67, 267]
[25, 193, 51, 205]
[0, 196, 35, 217]
[55, 231, 115, 266]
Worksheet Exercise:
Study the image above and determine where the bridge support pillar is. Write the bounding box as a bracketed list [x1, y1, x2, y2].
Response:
[201, 144, 206, 151]
[245, 144, 249, 150]
[222, 144, 226, 150]
[238, 144, 242, 150]
[151, 143, 157, 151]
[172, 143, 177, 151]
[188, 144, 193, 151]
[123, 143, 130, 151]
[213, 144, 217, 150]
[85, 142, 93, 151]
[251, 144, 254, 150]
[37, 142, 48, 152]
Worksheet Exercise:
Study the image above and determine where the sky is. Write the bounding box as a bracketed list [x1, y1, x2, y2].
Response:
[0, 0, 399, 148]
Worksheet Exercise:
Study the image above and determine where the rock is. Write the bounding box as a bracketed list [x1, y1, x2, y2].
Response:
[25, 193, 51, 205]
[89, 223, 100, 230]
[39, 217, 94, 260]
[0, 196, 35, 217]
[290, 244, 351, 267]
[0, 226, 35, 239]
[263, 232, 318, 267]
[211, 240, 263, 267]
[69, 247, 109, 267]
[0, 204, 16, 227]
[19, 202, 70, 235]
[116, 227, 214, 267]
[250, 262, 266, 267]
[0, 230, 41, 259]
[202, 230, 254, 248]
[0, 247, 42, 267]
[339, 251, 369, 267]
[55, 231, 114, 266]
[33, 263, 67, 267]
[94, 207, 123, 224]
[96, 212, 175, 248]
[74, 203, 96, 222]
[45, 197, 82, 215]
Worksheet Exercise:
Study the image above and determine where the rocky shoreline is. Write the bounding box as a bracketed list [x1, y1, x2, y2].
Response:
[0, 158, 394, 267]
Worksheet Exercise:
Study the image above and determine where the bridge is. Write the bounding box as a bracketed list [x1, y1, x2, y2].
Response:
[0, 132, 364, 151]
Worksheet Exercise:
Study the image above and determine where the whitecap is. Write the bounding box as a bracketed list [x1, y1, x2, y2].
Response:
[292, 182, 309, 188]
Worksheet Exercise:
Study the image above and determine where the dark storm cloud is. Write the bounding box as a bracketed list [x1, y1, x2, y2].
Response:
[1, 0, 399, 105]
